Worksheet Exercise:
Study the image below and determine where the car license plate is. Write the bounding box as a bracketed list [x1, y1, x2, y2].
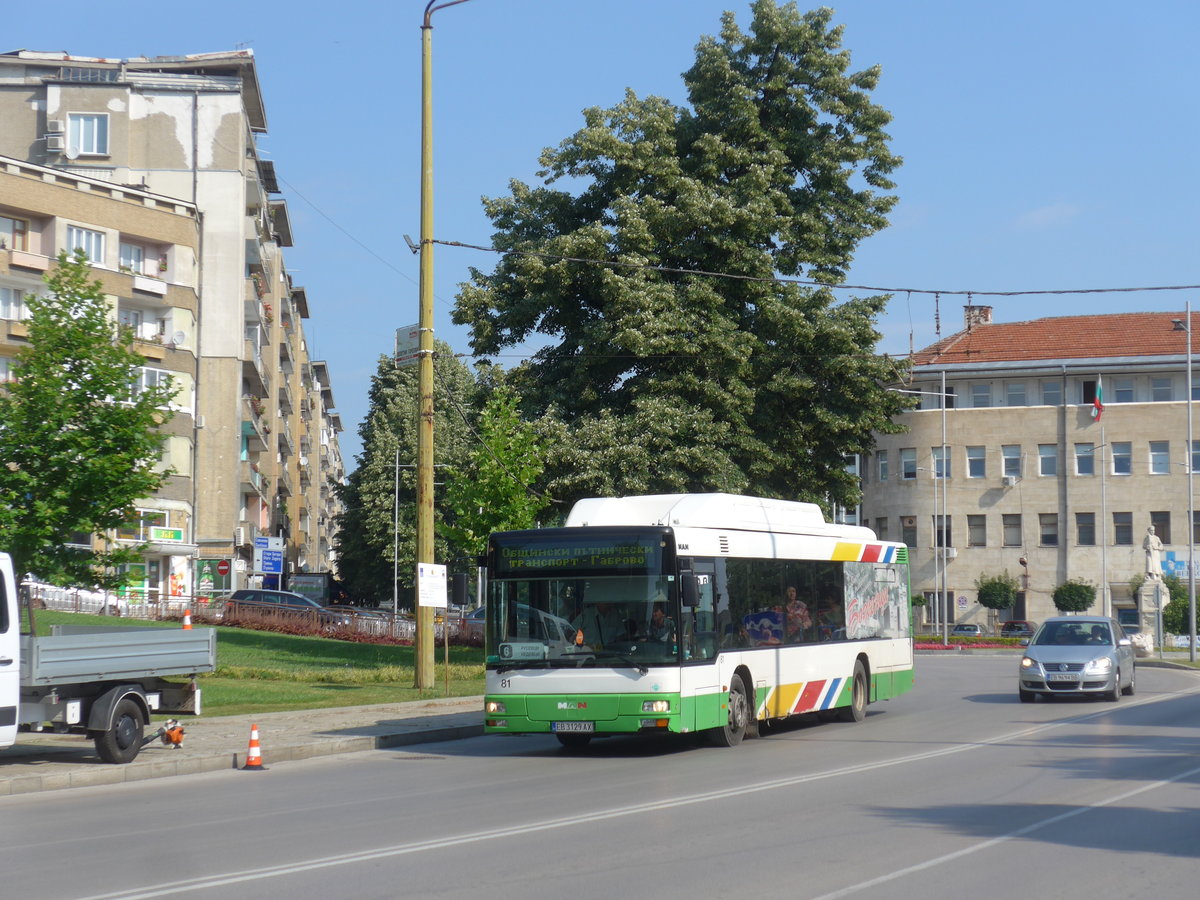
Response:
[552, 721, 594, 733]
[1047, 673, 1077, 682]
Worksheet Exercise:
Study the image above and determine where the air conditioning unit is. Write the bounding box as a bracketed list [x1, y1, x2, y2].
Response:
[46, 119, 65, 134]
[234, 526, 247, 547]
[1002, 475, 1018, 487]
[901, 516, 916, 528]
[943, 547, 958, 559]
[45, 135, 66, 152]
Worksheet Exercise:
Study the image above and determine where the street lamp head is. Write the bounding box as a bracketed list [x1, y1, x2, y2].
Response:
[1173, 319, 1188, 332]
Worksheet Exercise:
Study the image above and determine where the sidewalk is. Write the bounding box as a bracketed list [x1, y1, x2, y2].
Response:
[0, 696, 483, 796]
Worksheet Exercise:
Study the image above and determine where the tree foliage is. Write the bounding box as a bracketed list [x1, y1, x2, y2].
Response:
[974, 571, 1019, 611]
[438, 378, 550, 557]
[0, 251, 175, 584]
[453, 0, 910, 510]
[333, 344, 477, 606]
[1052, 579, 1096, 614]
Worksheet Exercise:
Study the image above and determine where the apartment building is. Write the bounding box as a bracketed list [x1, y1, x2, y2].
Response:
[862, 305, 1195, 629]
[0, 49, 343, 598]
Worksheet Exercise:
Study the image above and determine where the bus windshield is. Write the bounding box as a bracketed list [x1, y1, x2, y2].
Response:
[487, 574, 679, 669]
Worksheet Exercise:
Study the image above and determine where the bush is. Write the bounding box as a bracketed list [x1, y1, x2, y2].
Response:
[1053, 579, 1096, 613]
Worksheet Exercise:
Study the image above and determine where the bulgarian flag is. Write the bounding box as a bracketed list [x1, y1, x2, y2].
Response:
[1092, 376, 1104, 421]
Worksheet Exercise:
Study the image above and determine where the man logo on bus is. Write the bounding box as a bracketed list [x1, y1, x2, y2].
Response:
[557, 701, 587, 710]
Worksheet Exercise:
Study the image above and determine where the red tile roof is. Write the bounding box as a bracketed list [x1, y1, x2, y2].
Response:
[912, 311, 1196, 367]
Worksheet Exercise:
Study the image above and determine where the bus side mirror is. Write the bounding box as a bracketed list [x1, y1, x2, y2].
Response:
[680, 572, 700, 607]
[452, 573, 468, 607]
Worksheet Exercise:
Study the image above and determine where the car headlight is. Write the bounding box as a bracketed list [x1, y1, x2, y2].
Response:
[1085, 657, 1113, 674]
[1020, 656, 1037, 669]
[485, 700, 506, 714]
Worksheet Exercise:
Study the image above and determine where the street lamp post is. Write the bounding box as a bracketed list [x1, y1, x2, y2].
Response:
[1173, 305, 1197, 662]
[415, 0, 474, 689]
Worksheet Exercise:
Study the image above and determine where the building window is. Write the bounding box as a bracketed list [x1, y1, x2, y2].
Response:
[68, 112, 109, 156]
[1193, 511, 1200, 545]
[933, 446, 950, 479]
[1082, 379, 1098, 405]
[966, 446, 986, 478]
[1192, 373, 1200, 403]
[116, 507, 166, 542]
[0, 357, 11, 383]
[1113, 511, 1133, 546]
[0, 286, 27, 321]
[875, 517, 888, 541]
[1002, 514, 1022, 547]
[1151, 377, 1173, 402]
[1149, 441, 1170, 475]
[1113, 378, 1134, 403]
[1150, 511, 1171, 545]
[900, 448, 916, 480]
[1076, 512, 1096, 546]
[901, 515, 917, 548]
[877, 451, 888, 482]
[1041, 380, 1061, 406]
[66, 225, 104, 264]
[933, 515, 952, 548]
[1112, 442, 1132, 475]
[970, 383, 991, 408]
[1074, 443, 1095, 476]
[1192, 440, 1200, 474]
[1038, 444, 1057, 476]
[130, 366, 172, 402]
[0, 214, 28, 251]
[1006, 382, 1026, 407]
[967, 515, 986, 547]
[1002, 445, 1021, 478]
[119, 242, 146, 275]
[1039, 513, 1058, 547]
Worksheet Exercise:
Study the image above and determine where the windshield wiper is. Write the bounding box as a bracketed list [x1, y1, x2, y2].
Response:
[592, 652, 649, 675]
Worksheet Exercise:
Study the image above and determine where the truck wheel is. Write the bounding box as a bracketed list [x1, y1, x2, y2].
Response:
[94, 697, 145, 764]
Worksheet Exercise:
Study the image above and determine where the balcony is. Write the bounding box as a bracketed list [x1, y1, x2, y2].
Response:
[242, 339, 269, 397]
[240, 459, 266, 496]
[277, 376, 294, 415]
[242, 397, 269, 451]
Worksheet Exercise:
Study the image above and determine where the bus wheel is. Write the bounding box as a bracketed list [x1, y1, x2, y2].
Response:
[839, 661, 867, 723]
[556, 733, 592, 751]
[711, 673, 749, 747]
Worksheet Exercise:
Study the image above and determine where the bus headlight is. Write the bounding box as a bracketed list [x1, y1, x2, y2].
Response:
[642, 699, 670, 713]
[485, 700, 507, 714]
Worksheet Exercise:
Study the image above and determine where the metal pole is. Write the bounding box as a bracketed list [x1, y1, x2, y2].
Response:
[393, 445, 400, 624]
[1100, 426, 1108, 618]
[415, 0, 473, 689]
[941, 370, 949, 644]
[1188, 300, 1196, 661]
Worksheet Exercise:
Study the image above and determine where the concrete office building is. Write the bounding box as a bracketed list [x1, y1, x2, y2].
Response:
[862, 305, 1196, 630]
[0, 49, 343, 598]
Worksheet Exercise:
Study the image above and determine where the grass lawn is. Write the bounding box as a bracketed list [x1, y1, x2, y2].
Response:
[30, 610, 486, 716]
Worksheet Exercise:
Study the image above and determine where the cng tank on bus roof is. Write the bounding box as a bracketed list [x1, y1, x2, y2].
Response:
[565, 493, 875, 539]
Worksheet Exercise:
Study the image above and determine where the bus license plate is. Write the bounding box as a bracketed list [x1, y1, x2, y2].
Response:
[1047, 673, 1077, 682]
[552, 722, 594, 733]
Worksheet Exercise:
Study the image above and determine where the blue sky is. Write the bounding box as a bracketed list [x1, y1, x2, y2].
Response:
[9, 1, 1198, 467]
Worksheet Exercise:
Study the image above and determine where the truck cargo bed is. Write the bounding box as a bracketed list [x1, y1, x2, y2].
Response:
[19, 626, 217, 686]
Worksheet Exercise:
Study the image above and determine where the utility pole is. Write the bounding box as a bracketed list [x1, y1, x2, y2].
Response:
[416, 0, 473, 688]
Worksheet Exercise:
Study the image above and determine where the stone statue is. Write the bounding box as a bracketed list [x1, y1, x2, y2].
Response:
[1143, 525, 1164, 581]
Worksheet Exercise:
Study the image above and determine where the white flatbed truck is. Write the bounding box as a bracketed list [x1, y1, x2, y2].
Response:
[0, 552, 216, 763]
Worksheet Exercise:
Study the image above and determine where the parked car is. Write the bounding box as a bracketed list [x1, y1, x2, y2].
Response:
[220, 589, 353, 629]
[461, 606, 486, 644]
[1000, 620, 1037, 638]
[951, 623, 986, 637]
[1018, 615, 1135, 703]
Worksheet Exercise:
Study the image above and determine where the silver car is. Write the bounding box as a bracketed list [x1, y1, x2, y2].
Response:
[1018, 615, 1135, 702]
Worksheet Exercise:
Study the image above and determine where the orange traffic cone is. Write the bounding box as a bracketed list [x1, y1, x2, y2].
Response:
[241, 723, 266, 771]
[182, 610, 192, 630]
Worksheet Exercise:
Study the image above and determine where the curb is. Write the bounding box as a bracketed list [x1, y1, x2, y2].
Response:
[1, 721, 484, 797]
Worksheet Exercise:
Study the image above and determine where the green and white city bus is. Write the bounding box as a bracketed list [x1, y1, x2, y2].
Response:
[482, 493, 913, 748]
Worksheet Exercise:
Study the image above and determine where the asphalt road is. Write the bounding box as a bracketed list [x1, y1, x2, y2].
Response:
[3, 656, 1199, 900]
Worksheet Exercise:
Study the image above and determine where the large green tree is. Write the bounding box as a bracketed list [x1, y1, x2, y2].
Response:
[334, 343, 477, 607]
[0, 252, 176, 584]
[454, 1, 910, 509]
